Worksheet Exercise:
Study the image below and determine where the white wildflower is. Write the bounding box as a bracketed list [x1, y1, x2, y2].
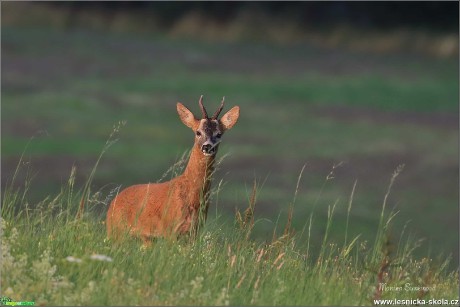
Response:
[90, 254, 113, 262]
[0, 218, 7, 231]
[215, 287, 230, 306]
[65, 256, 82, 263]
[190, 276, 204, 290]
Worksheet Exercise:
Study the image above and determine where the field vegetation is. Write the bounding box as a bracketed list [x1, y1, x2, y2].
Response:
[1, 2, 459, 305]
[2, 152, 458, 305]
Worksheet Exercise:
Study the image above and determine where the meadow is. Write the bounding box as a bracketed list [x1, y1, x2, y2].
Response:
[1, 19, 459, 305]
[2, 154, 459, 305]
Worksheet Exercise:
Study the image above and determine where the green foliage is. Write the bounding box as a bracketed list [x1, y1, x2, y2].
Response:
[1, 157, 458, 305]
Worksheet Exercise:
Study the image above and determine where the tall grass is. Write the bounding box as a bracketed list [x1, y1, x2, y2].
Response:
[1, 137, 458, 305]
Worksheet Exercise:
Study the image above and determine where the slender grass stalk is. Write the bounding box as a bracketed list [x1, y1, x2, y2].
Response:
[343, 180, 357, 248]
[371, 164, 405, 264]
[318, 199, 339, 264]
[305, 213, 314, 261]
[283, 164, 307, 238]
[76, 120, 126, 219]
[2, 139, 36, 223]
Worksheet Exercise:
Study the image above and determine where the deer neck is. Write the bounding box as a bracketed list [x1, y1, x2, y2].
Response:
[182, 143, 216, 192]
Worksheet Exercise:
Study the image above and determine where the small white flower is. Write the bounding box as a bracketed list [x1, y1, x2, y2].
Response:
[66, 256, 83, 263]
[90, 254, 113, 262]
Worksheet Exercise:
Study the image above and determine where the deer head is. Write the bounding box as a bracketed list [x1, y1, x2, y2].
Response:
[177, 95, 240, 156]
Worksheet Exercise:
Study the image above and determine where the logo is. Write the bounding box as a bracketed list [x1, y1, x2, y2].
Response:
[0, 297, 34, 306]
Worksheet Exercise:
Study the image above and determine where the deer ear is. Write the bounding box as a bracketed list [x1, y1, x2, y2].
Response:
[220, 106, 240, 131]
[177, 103, 198, 130]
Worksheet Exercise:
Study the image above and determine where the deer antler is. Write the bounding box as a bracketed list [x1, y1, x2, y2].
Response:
[198, 95, 209, 119]
[212, 97, 225, 119]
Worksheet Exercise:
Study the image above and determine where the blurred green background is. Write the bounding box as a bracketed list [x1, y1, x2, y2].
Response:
[2, 2, 458, 266]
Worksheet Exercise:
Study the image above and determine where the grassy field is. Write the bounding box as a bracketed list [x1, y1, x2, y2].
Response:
[2, 159, 458, 305]
[1, 22, 459, 305]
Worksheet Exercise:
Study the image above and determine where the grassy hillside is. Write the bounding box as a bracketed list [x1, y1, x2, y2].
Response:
[2, 157, 458, 305]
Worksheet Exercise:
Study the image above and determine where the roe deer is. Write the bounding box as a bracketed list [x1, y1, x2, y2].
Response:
[106, 96, 240, 244]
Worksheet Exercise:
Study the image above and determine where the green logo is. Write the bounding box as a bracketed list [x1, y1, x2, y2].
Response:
[0, 297, 34, 306]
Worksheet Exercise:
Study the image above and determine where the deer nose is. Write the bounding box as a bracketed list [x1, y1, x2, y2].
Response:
[201, 143, 217, 155]
[202, 144, 213, 153]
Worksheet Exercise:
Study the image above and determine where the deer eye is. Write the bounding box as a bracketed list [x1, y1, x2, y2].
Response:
[196, 131, 202, 137]
[216, 133, 222, 138]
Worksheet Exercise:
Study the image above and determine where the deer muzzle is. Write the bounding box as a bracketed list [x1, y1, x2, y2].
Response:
[201, 141, 219, 156]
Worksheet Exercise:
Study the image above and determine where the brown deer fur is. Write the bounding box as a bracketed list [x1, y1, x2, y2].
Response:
[106, 97, 239, 244]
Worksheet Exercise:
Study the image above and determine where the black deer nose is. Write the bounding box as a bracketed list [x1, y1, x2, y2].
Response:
[202, 144, 213, 153]
[201, 143, 218, 156]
